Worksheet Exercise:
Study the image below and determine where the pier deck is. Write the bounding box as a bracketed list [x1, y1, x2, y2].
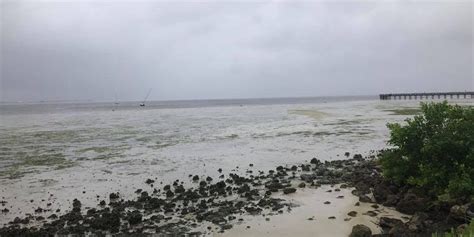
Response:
[379, 92, 474, 100]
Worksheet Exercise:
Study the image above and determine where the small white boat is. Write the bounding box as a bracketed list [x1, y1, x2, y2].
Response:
[140, 89, 152, 107]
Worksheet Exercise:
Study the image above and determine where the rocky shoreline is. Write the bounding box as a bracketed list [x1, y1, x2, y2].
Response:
[1, 153, 472, 236]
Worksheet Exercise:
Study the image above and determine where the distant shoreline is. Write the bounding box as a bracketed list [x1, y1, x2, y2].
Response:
[0, 96, 378, 116]
[0, 95, 377, 106]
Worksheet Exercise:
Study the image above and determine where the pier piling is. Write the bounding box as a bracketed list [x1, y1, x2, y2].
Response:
[379, 92, 474, 100]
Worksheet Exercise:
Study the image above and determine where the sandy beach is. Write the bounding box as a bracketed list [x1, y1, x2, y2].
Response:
[218, 186, 409, 236]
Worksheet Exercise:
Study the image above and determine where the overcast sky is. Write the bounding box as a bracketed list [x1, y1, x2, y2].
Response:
[1, 0, 473, 102]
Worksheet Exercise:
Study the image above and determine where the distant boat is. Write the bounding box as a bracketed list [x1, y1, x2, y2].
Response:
[112, 92, 119, 111]
[140, 89, 152, 107]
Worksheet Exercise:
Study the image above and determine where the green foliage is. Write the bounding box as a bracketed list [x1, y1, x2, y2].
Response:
[380, 101, 474, 198]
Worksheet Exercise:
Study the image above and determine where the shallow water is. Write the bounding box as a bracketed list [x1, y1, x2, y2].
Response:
[1, 97, 472, 228]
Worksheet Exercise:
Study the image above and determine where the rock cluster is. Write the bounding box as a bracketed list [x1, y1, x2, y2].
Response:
[0, 153, 472, 236]
[349, 224, 372, 237]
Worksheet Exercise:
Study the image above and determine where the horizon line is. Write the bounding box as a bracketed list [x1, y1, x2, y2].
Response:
[0, 94, 378, 105]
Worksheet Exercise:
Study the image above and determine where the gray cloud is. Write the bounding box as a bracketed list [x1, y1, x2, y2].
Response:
[1, 0, 472, 102]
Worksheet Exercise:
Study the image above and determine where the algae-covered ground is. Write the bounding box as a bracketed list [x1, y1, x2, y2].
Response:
[384, 108, 421, 115]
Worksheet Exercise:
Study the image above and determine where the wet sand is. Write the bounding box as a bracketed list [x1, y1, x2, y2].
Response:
[219, 186, 408, 237]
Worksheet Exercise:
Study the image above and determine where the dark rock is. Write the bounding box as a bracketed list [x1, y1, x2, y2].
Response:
[166, 190, 174, 198]
[310, 158, 321, 165]
[175, 185, 185, 193]
[347, 211, 357, 217]
[352, 186, 370, 196]
[11, 217, 29, 225]
[379, 217, 403, 229]
[449, 204, 470, 222]
[373, 183, 391, 203]
[127, 211, 142, 225]
[300, 174, 316, 182]
[72, 199, 81, 212]
[389, 224, 410, 236]
[283, 188, 296, 194]
[467, 203, 474, 218]
[244, 206, 262, 215]
[221, 224, 233, 230]
[109, 193, 119, 200]
[383, 194, 399, 207]
[265, 181, 284, 191]
[349, 224, 372, 237]
[363, 211, 377, 217]
[396, 193, 426, 215]
[406, 212, 429, 232]
[86, 208, 97, 216]
[359, 195, 373, 203]
[62, 210, 83, 224]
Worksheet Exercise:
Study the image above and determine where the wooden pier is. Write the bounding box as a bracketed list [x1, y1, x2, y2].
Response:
[379, 92, 474, 100]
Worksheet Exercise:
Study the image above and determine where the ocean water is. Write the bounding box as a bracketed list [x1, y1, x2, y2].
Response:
[0, 96, 472, 224]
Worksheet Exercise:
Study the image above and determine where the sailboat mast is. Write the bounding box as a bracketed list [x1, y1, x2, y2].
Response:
[140, 89, 152, 107]
[143, 89, 152, 104]
[112, 91, 118, 111]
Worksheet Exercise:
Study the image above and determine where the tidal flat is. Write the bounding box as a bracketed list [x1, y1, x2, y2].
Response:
[1, 98, 472, 236]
